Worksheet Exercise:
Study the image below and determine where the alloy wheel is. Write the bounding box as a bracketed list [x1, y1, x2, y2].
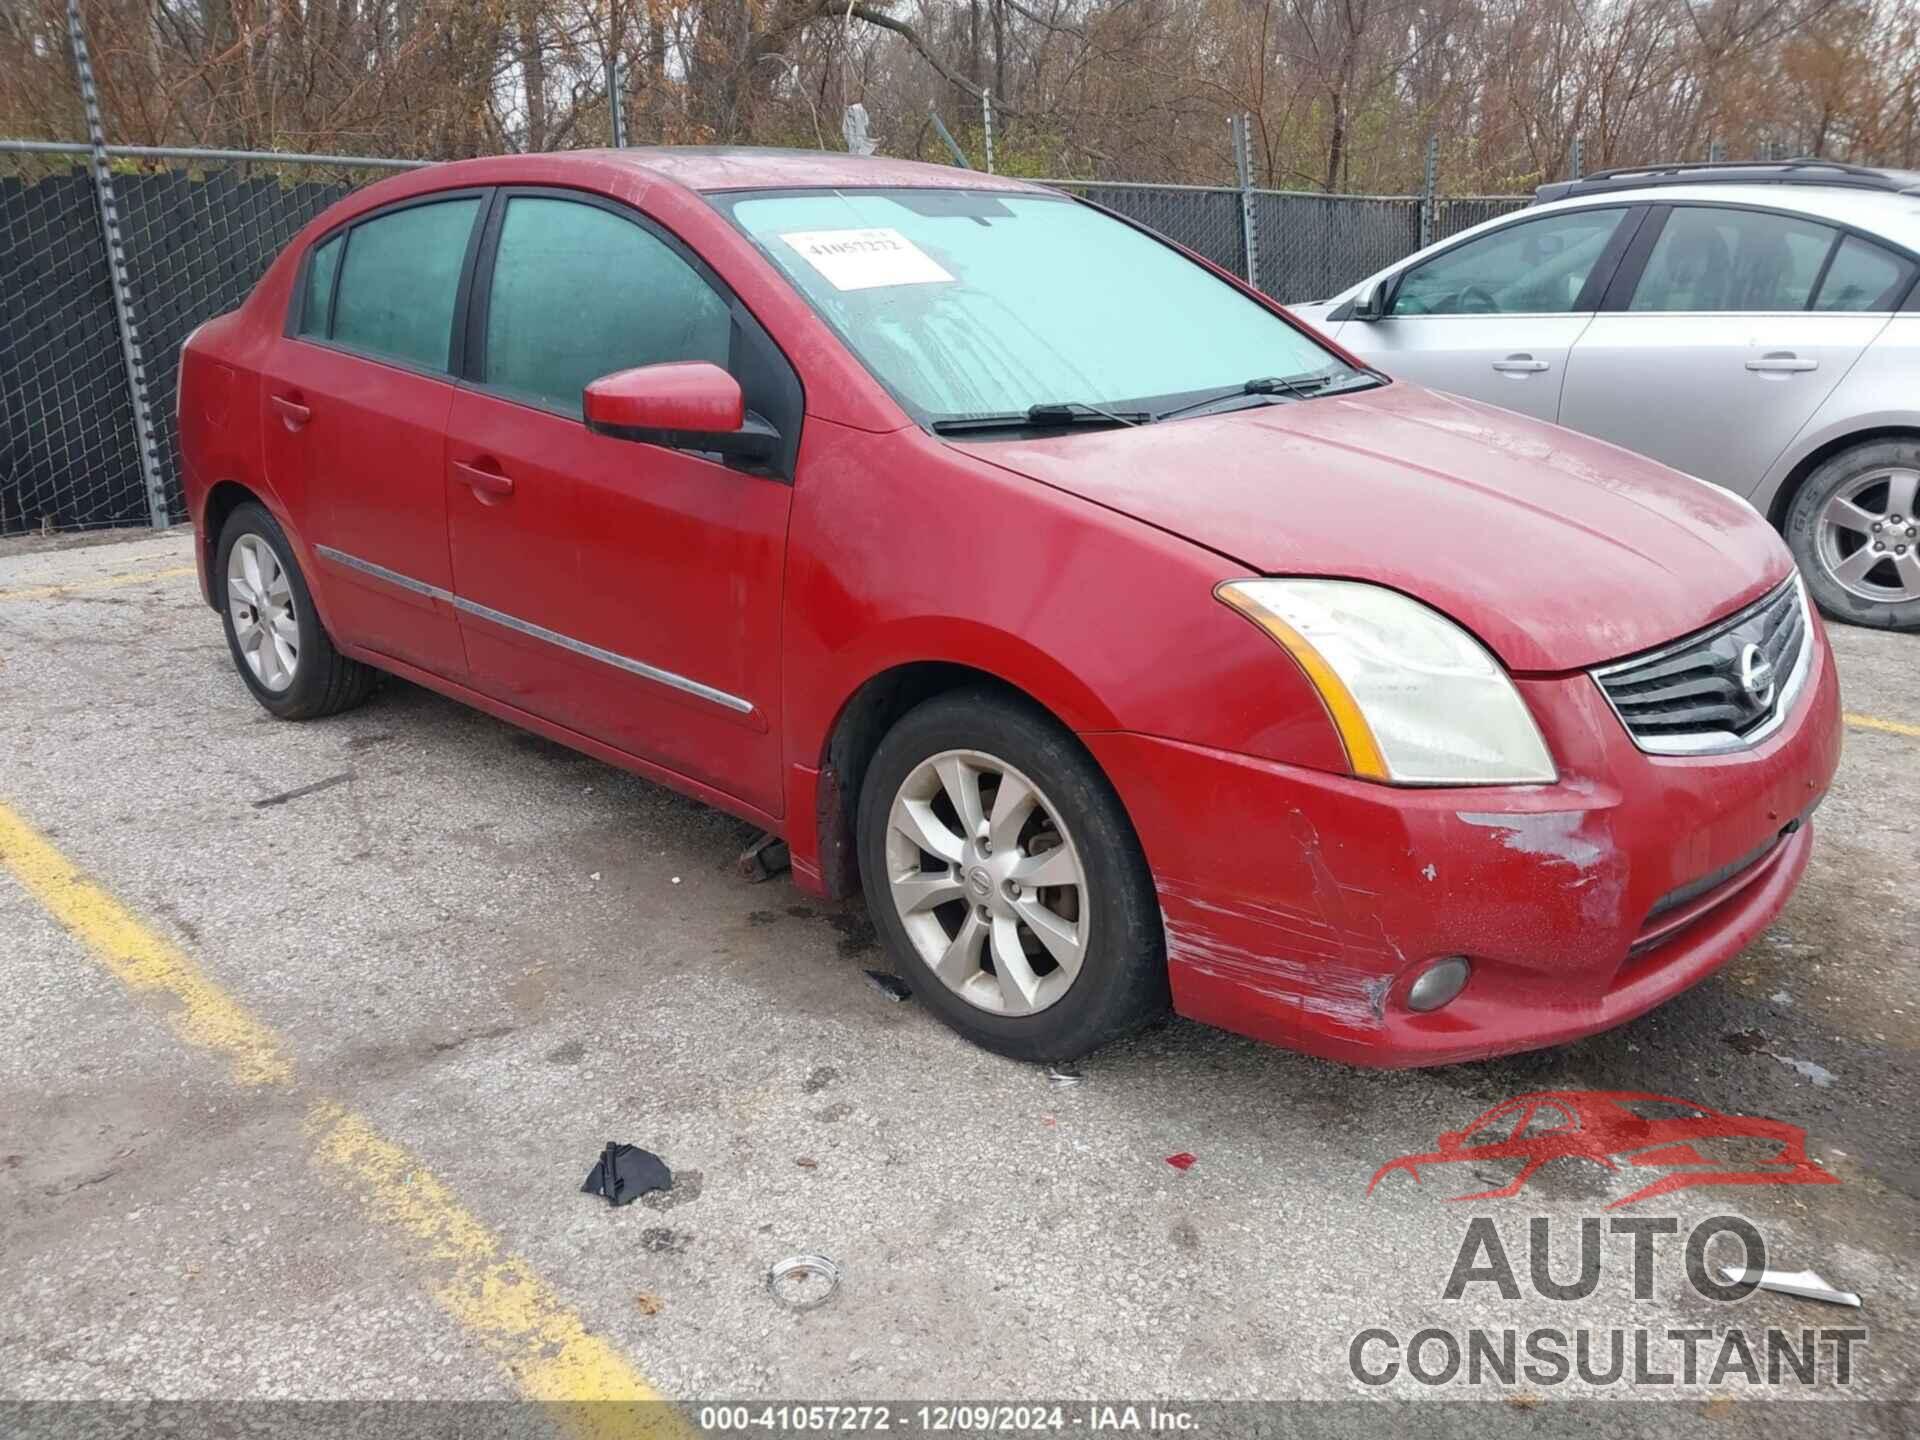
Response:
[884, 749, 1088, 1016]
[227, 533, 300, 692]
[1817, 468, 1920, 603]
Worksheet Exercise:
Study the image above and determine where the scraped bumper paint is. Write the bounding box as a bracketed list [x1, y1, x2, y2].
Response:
[1084, 623, 1842, 1067]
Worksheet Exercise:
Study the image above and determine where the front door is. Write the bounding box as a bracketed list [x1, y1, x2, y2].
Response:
[261, 193, 486, 677]
[1341, 205, 1640, 422]
[443, 190, 795, 815]
[1560, 205, 1897, 495]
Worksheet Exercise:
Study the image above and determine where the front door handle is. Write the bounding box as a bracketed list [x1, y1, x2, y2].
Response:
[453, 459, 514, 501]
[271, 393, 311, 429]
[1747, 352, 1818, 373]
[1492, 354, 1550, 374]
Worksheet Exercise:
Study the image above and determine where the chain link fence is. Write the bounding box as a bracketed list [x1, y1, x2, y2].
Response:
[1253, 192, 1425, 303]
[0, 144, 421, 535]
[0, 158, 141, 534]
[1434, 195, 1535, 244]
[1, 138, 1537, 538]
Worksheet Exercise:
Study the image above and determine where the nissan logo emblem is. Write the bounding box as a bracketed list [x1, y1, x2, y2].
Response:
[1738, 642, 1776, 710]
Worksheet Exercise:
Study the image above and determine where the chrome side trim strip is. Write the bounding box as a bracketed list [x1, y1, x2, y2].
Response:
[316, 544, 452, 603]
[453, 594, 756, 714]
[314, 543, 755, 716]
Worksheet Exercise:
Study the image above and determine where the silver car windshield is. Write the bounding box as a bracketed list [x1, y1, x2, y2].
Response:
[724, 188, 1349, 423]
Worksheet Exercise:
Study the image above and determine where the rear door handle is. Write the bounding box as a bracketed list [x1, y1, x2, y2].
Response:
[1492, 355, 1550, 374]
[1746, 353, 1818, 373]
[271, 394, 311, 428]
[453, 459, 514, 500]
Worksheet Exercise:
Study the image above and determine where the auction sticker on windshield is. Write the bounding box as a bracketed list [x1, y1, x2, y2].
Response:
[781, 228, 955, 290]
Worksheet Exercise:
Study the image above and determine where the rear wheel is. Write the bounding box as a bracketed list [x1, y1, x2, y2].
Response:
[856, 688, 1168, 1061]
[1785, 439, 1920, 632]
[216, 501, 376, 718]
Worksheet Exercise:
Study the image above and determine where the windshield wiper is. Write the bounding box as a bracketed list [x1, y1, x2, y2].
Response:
[930, 400, 1149, 435]
[1153, 370, 1382, 423]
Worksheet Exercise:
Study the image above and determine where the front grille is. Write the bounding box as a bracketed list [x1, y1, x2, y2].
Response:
[1592, 578, 1808, 754]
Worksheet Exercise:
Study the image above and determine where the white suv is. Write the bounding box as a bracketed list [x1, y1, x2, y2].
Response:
[1291, 162, 1920, 631]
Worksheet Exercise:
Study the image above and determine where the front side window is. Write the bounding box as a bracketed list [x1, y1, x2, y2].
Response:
[1813, 235, 1914, 311]
[328, 197, 481, 371]
[1391, 208, 1628, 316]
[1630, 207, 1835, 312]
[481, 196, 732, 415]
[725, 188, 1347, 423]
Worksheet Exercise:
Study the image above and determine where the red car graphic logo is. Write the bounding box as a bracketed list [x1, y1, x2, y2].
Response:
[1367, 1090, 1838, 1210]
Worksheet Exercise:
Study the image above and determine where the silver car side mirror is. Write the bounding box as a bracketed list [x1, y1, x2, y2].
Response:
[1351, 277, 1385, 322]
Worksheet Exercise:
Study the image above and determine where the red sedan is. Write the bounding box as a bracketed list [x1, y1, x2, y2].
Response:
[176, 149, 1842, 1066]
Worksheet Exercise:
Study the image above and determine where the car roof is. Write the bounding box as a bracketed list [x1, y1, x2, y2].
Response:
[449, 145, 1050, 195]
[1538, 160, 1920, 203]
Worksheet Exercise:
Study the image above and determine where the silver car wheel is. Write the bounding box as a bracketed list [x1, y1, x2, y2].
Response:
[227, 533, 300, 692]
[1817, 467, 1920, 603]
[884, 749, 1088, 1017]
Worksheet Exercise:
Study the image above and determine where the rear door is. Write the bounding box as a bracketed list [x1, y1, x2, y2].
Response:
[1337, 205, 1640, 422]
[261, 192, 486, 676]
[442, 190, 797, 816]
[1559, 205, 1899, 495]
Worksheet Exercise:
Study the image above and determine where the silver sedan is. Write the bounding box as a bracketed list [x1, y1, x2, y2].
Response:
[1291, 163, 1920, 632]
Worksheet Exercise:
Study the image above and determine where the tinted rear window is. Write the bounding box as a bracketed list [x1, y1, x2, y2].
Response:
[329, 198, 481, 371]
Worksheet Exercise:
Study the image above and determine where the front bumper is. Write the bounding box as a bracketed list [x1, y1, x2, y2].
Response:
[1084, 623, 1842, 1067]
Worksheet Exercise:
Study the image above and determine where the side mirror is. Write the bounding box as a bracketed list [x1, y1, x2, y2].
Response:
[584, 361, 779, 464]
[1350, 277, 1386, 322]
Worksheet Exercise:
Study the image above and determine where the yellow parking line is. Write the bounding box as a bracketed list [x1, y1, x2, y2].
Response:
[0, 802, 291, 1085]
[0, 564, 196, 602]
[1846, 712, 1920, 739]
[0, 799, 669, 1421]
[310, 1104, 664, 1405]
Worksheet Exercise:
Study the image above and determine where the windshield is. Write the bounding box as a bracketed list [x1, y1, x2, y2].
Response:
[722, 188, 1356, 426]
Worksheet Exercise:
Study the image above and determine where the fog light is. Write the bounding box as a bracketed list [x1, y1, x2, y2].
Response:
[1406, 956, 1471, 1012]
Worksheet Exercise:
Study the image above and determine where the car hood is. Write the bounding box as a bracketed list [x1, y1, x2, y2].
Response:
[950, 381, 1791, 671]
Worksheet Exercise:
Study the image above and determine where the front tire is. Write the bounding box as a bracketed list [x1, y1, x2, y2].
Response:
[856, 687, 1168, 1062]
[216, 501, 376, 718]
[1784, 440, 1920, 632]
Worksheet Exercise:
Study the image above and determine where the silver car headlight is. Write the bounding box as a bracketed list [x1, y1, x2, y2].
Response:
[1217, 578, 1557, 785]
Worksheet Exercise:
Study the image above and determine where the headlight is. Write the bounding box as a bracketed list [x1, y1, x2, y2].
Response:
[1216, 578, 1556, 785]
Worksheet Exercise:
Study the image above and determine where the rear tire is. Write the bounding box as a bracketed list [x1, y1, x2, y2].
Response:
[216, 501, 376, 719]
[1784, 439, 1920, 632]
[856, 687, 1168, 1062]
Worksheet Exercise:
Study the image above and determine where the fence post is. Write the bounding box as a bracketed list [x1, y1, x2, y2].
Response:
[1419, 134, 1438, 249]
[1571, 134, 1584, 180]
[67, 0, 168, 530]
[1231, 114, 1259, 287]
[981, 89, 995, 174]
[606, 56, 626, 147]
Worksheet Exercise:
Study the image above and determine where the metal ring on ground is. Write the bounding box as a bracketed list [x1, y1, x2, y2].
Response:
[767, 1253, 841, 1310]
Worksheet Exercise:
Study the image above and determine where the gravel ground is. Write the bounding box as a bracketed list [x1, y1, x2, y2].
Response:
[0, 528, 1914, 1431]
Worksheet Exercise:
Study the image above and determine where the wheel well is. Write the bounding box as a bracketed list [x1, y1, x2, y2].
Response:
[200, 480, 261, 607]
[813, 663, 1064, 899]
[1767, 426, 1920, 530]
